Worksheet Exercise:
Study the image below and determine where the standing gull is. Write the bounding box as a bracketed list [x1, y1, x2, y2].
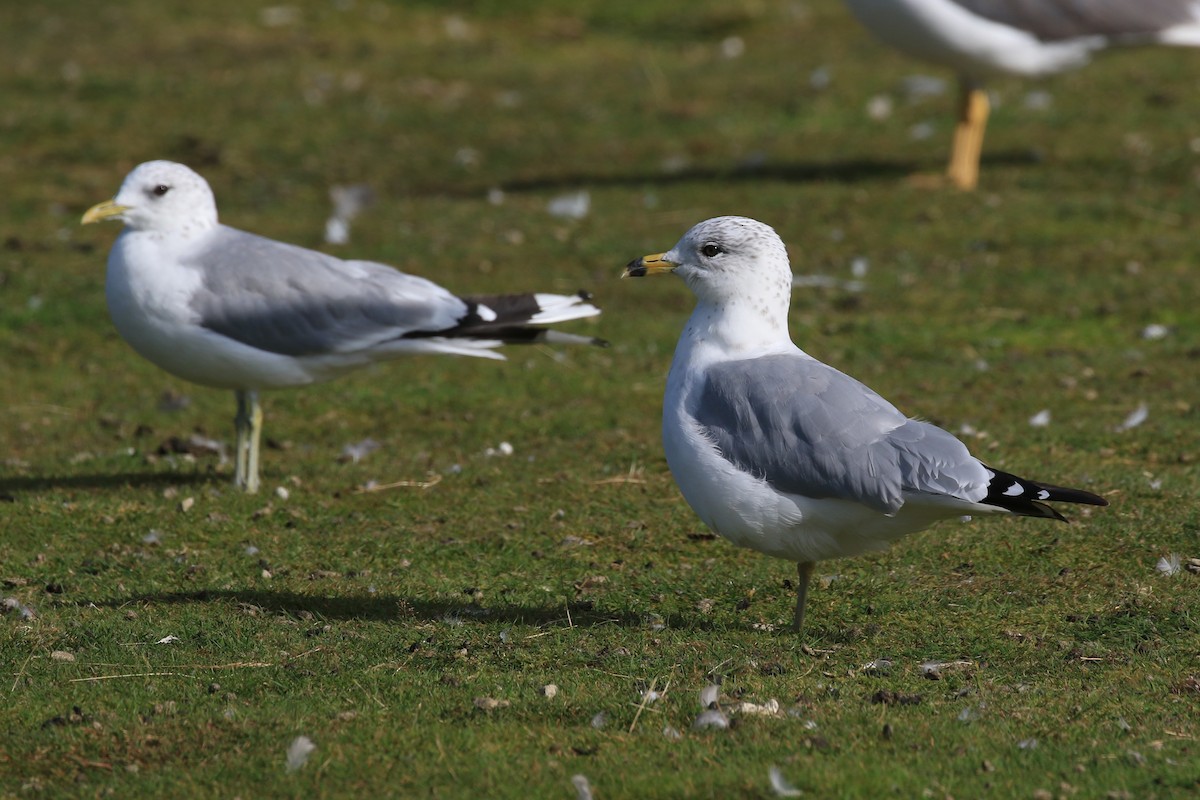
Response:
[841, 0, 1200, 189]
[82, 160, 603, 493]
[623, 216, 1106, 634]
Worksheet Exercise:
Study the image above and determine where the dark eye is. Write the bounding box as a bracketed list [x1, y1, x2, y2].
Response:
[152, 184, 170, 197]
[701, 243, 722, 258]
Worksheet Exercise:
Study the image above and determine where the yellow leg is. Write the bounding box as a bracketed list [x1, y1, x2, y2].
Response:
[233, 390, 262, 493]
[793, 561, 815, 635]
[947, 84, 989, 191]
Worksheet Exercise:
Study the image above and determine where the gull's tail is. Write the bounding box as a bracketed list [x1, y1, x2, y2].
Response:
[980, 465, 1108, 522]
[409, 291, 606, 348]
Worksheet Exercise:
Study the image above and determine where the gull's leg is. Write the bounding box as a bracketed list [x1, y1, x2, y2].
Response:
[245, 390, 263, 494]
[233, 390, 262, 493]
[793, 561, 814, 634]
[234, 390, 250, 490]
[947, 82, 989, 191]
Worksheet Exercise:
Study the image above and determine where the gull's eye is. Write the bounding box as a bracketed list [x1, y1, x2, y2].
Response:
[701, 243, 722, 258]
[152, 184, 171, 197]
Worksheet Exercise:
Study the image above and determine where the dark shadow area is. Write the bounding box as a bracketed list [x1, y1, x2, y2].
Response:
[0, 471, 218, 496]
[75, 588, 709, 631]
[426, 151, 1042, 198]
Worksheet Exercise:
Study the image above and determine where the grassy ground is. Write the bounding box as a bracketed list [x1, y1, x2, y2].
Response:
[2, 0, 1198, 797]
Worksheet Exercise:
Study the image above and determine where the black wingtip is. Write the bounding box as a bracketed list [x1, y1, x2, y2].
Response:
[980, 464, 1108, 520]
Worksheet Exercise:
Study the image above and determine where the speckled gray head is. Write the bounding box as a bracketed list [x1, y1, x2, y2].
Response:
[82, 160, 218, 236]
[622, 216, 792, 305]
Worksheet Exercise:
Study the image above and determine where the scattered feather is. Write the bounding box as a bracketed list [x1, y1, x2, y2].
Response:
[473, 697, 510, 711]
[590, 711, 608, 729]
[51, 650, 75, 662]
[1141, 324, 1170, 341]
[540, 684, 558, 700]
[662, 725, 682, 741]
[142, 530, 162, 545]
[274, 486, 289, 501]
[957, 705, 980, 723]
[324, 184, 374, 245]
[155, 635, 180, 645]
[3, 598, 36, 619]
[1028, 409, 1051, 428]
[692, 709, 730, 730]
[244, 545, 260, 556]
[547, 191, 590, 220]
[1115, 403, 1149, 432]
[720, 36, 745, 59]
[571, 774, 594, 800]
[768, 766, 804, 798]
[850, 257, 869, 278]
[338, 438, 380, 463]
[285, 735, 316, 772]
[920, 659, 973, 680]
[866, 94, 894, 120]
[699, 683, 721, 709]
[484, 441, 514, 457]
[861, 659, 892, 675]
[1018, 738, 1039, 750]
[1156, 554, 1181, 577]
[1116, 716, 1132, 732]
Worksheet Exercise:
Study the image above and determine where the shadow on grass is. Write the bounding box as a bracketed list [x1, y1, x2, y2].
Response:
[437, 150, 1041, 196]
[79, 588, 708, 630]
[0, 471, 218, 496]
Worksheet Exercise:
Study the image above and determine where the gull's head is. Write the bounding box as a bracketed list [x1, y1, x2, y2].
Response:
[623, 216, 792, 306]
[82, 160, 218, 236]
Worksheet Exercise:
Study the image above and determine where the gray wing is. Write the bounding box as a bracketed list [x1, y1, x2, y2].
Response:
[182, 226, 468, 357]
[693, 354, 989, 514]
[951, 0, 1198, 41]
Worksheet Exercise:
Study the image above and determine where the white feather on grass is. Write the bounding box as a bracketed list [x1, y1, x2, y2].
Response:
[571, 774, 594, 800]
[768, 766, 804, 797]
[286, 735, 316, 772]
[1115, 403, 1149, 432]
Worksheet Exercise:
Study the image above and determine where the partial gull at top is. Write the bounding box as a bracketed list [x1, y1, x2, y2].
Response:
[624, 215, 1106, 634]
[82, 160, 603, 493]
[841, 0, 1200, 188]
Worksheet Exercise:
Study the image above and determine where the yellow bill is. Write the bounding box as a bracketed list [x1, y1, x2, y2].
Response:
[81, 199, 129, 225]
[621, 252, 678, 278]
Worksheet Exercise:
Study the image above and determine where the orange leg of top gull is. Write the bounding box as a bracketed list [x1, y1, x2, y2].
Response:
[947, 83, 990, 191]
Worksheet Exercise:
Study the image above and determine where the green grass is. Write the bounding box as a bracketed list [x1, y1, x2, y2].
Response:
[2, 0, 1199, 797]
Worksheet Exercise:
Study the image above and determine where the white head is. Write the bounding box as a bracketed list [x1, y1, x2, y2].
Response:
[624, 216, 793, 310]
[82, 160, 218, 237]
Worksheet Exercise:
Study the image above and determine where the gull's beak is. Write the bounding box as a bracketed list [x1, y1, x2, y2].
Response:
[81, 199, 130, 225]
[622, 252, 678, 278]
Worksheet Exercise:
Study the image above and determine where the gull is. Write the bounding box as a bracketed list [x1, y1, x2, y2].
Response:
[623, 216, 1107, 633]
[841, 0, 1200, 188]
[82, 160, 603, 493]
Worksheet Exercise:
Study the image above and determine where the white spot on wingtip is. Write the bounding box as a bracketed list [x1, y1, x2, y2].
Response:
[1003, 482, 1023, 497]
[1037, 490, 1050, 500]
[477, 304, 497, 322]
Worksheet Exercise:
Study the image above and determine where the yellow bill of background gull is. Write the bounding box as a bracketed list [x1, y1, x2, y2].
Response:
[623, 216, 1107, 634]
[841, 0, 1200, 189]
[82, 160, 603, 493]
